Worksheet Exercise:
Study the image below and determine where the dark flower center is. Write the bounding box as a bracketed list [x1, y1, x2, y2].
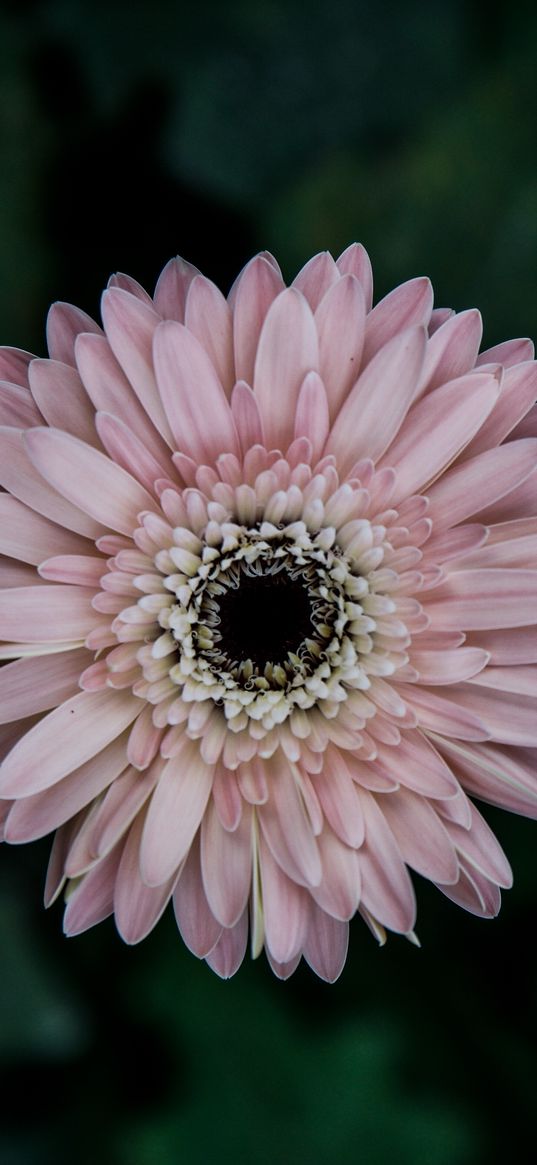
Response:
[215, 572, 315, 668]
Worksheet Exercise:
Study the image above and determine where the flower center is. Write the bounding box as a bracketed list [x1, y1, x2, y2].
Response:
[213, 570, 314, 670]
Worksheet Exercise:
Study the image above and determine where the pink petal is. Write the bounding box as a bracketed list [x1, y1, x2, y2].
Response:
[173, 834, 222, 957]
[362, 277, 433, 366]
[315, 275, 366, 420]
[436, 738, 537, 818]
[0, 584, 97, 642]
[184, 274, 234, 391]
[257, 754, 322, 887]
[75, 332, 172, 465]
[5, 735, 129, 842]
[356, 789, 416, 932]
[114, 809, 178, 943]
[416, 309, 482, 397]
[408, 646, 489, 684]
[205, 910, 249, 978]
[0, 495, 92, 564]
[336, 243, 373, 311]
[310, 826, 361, 920]
[140, 738, 214, 885]
[461, 361, 537, 458]
[382, 371, 501, 504]
[0, 380, 44, 427]
[395, 685, 490, 741]
[38, 554, 106, 586]
[292, 251, 339, 310]
[293, 372, 330, 463]
[211, 763, 243, 830]
[28, 359, 100, 447]
[24, 427, 157, 536]
[380, 790, 458, 883]
[231, 254, 285, 385]
[153, 255, 200, 321]
[477, 337, 534, 367]
[435, 682, 537, 747]
[108, 272, 153, 304]
[371, 730, 460, 797]
[0, 647, 90, 725]
[101, 288, 175, 444]
[231, 381, 265, 453]
[325, 326, 426, 475]
[63, 843, 122, 935]
[95, 411, 171, 494]
[303, 905, 349, 982]
[200, 798, 252, 927]
[423, 569, 537, 630]
[443, 800, 512, 887]
[426, 439, 537, 529]
[435, 863, 500, 918]
[0, 689, 141, 797]
[467, 627, 537, 665]
[312, 746, 365, 846]
[253, 288, 319, 450]
[0, 346, 34, 386]
[258, 833, 309, 963]
[153, 320, 240, 463]
[0, 427, 105, 538]
[46, 302, 102, 365]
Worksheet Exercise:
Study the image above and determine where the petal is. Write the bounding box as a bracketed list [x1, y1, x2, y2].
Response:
[315, 275, 366, 420]
[293, 372, 330, 463]
[257, 754, 322, 887]
[408, 647, 490, 684]
[0, 427, 105, 538]
[0, 584, 97, 642]
[310, 825, 361, 920]
[153, 320, 240, 463]
[153, 255, 200, 322]
[114, 808, 178, 943]
[435, 683, 537, 747]
[0, 346, 34, 386]
[173, 834, 222, 957]
[336, 243, 373, 311]
[460, 361, 537, 458]
[0, 495, 91, 564]
[253, 288, 319, 450]
[422, 570, 537, 629]
[325, 326, 426, 474]
[184, 274, 234, 391]
[356, 789, 416, 932]
[24, 427, 157, 536]
[312, 746, 365, 846]
[95, 412, 171, 494]
[380, 790, 459, 883]
[426, 439, 537, 528]
[370, 730, 460, 797]
[258, 832, 309, 963]
[0, 380, 43, 427]
[0, 689, 141, 796]
[382, 372, 501, 503]
[28, 359, 100, 447]
[362, 277, 433, 365]
[200, 798, 252, 927]
[46, 302, 102, 365]
[396, 685, 490, 741]
[0, 647, 90, 724]
[231, 381, 265, 453]
[416, 309, 482, 398]
[205, 910, 249, 978]
[101, 287, 174, 444]
[303, 904, 349, 982]
[292, 251, 340, 309]
[140, 738, 214, 885]
[63, 843, 122, 935]
[231, 254, 285, 385]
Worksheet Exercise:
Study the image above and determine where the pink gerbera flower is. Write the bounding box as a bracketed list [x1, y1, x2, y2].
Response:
[0, 246, 536, 981]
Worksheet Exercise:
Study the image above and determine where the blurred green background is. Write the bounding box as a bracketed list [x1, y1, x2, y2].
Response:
[1, 1, 537, 1162]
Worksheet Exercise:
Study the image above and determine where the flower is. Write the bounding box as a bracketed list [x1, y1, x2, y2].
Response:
[0, 246, 536, 982]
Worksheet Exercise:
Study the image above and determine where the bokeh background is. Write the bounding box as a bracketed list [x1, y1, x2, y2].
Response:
[1, 1, 537, 1162]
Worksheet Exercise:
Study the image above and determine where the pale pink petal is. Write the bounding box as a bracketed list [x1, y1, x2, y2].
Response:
[75, 332, 172, 465]
[467, 627, 537, 665]
[257, 754, 322, 887]
[382, 372, 500, 504]
[153, 320, 240, 463]
[292, 251, 339, 310]
[0, 559, 40, 587]
[336, 242, 373, 311]
[38, 555, 106, 586]
[114, 808, 178, 943]
[0, 380, 44, 427]
[28, 359, 100, 447]
[0, 495, 92, 564]
[101, 288, 174, 444]
[435, 738, 537, 818]
[205, 910, 249, 978]
[153, 255, 200, 321]
[426, 439, 537, 529]
[0, 584, 97, 642]
[253, 288, 319, 450]
[476, 337, 534, 367]
[362, 277, 433, 365]
[472, 466, 537, 523]
[310, 826, 361, 920]
[184, 274, 234, 390]
[380, 790, 458, 883]
[173, 834, 222, 957]
[303, 905, 349, 982]
[312, 746, 365, 846]
[422, 569, 537, 629]
[416, 309, 482, 398]
[434, 683, 537, 747]
[443, 799, 512, 887]
[0, 689, 141, 797]
[370, 730, 460, 797]
[0, 647, 90, 725]
[325, 326, 426, 474]
[460, 361, 537, 458]
[24, 428, 158, 536]
[95, 411, 171, 494]
[395, 686, 490, 741]
[200, 798, 252, 927]
[5, 736, 129, 842]
[211, 763, 243, 831]
[46, 302, 102, 365]
[0, 346, 34, 386]
[435, 863, 501, 918]
[293, 372, 330, 463]
[63, 842, 122, 934]
[108, 272, 153, 304]
[408, 647, 489, 684]
[0, 427, 105, 538]
[356, 789, 416, 932]
[315, 275, 366, 420]
[258, 833, 309, 963]
[127, 704, 163, 769]
[140, 738, 214, 885]
[231, 381, 265, 452]
[231, 254, 285, 385]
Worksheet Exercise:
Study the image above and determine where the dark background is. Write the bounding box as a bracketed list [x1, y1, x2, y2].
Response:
[1, 2, 537, 1162]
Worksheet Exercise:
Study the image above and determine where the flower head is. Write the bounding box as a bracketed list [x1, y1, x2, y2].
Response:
[0, 246, 536, 980]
